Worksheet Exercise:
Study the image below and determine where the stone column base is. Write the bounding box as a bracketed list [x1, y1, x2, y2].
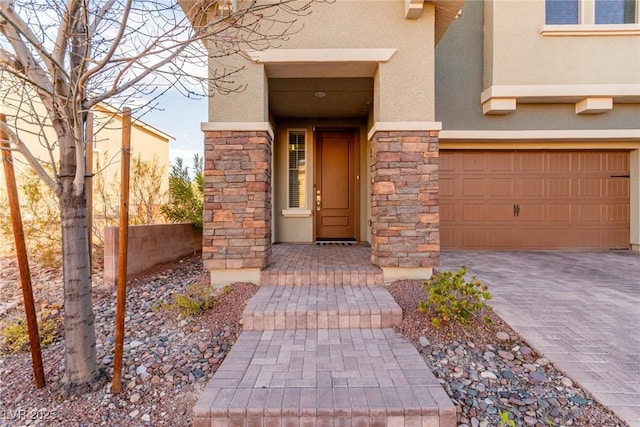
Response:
[381, 267, 433, 283]
[210, 268, 261, 288]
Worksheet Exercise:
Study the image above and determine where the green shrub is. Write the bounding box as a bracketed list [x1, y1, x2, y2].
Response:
[164, 281, 216, 318]
[0, 310, 62, 354]
[418, 267, 492, 328]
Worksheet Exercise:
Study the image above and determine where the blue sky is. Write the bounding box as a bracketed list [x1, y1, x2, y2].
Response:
[142, 89, 208, 166]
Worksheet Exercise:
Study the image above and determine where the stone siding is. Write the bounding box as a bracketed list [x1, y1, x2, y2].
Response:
[202, 130, 272, 270]
[370, 131, 440, 268]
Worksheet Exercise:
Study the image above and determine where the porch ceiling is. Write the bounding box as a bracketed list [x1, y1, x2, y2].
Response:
[269, 77, 373, 119]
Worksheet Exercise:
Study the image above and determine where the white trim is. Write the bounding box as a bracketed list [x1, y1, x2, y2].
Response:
[405, 0, 424, 19]
[367, 122, 442, 140]
[244, 48, 396, 64]
[281, 209, 312, 218]
[439, 129, 640, 141]
[540, 23, 640, 36]
[575, 97, 613, 114]
[481, 84, 640, 104]
[201, 121, 274, 139]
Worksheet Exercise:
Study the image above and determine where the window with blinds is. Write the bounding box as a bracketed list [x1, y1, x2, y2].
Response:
[288, 131, 306, 209]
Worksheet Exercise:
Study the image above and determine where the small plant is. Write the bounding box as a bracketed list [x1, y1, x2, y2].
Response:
[0, 310, 62, 354]
[498, 410, 516, 427]
[164, 281, 216, 318]
[418, 267, 492, 328]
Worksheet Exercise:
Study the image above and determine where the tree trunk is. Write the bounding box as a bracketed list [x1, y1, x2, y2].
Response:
[60, 172, 97, 389]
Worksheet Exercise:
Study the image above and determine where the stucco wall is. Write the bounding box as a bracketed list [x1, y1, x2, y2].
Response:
[436, 0, 640, 131]
[208, 0, 437, 124]
[103, 223, 202, 286]
[273, 118, 370, 243]
[485, 0, 640, 87]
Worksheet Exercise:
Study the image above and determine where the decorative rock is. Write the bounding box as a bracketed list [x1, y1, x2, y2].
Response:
[529, 371, 548, 384]
[130, 393, 141, 403]
[136, 365, 147, 376]
[419, 336, 430, 347]
[142, 414, 151, 422]
[496, 332, 510, 341]
[480, 371, 497, 380]
[536, 357, 550, 366]
[561, 376, 574, 387]
[498, 350, 515, 361]
[130, 340, 144, 349]
[129, 409, 140, 418]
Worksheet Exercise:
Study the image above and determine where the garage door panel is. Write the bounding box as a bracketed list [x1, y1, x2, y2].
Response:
[463, 153, 487, 171]
[579, 179, 603, 197]
[440, 203, 456, 222]
[518, 203, 544, 222]
[440, 150, 630, 250]
[547, 179, 571, 198]
[578, 205, 602, 222]
[607, 205, 629, 223]
[606, 179, 629, 197]
[520, 152, 544, 171]
[490, 204, 514, 221]
[607, 153, 629, 173]
[546, 204, 571, 222]
[520, 178, 544, 197]
[462, 179, 486, 197]
[548, 152, 571, 172]
[440, 177, 455, 197]
[578, 152, 602, 172]
[488, 178, 514, 197]
[488, 152, 515, 171]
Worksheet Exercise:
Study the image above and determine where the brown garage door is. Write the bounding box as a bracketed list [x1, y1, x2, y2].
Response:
[440, 150, 630, 250]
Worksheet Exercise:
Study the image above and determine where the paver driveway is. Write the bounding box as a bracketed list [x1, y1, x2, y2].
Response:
[440, 251, 640, 427]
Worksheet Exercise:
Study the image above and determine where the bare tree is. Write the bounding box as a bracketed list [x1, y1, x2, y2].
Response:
[0, 0, 323, 392]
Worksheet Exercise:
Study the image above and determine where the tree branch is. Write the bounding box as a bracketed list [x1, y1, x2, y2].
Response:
[0, 121, 59, 195]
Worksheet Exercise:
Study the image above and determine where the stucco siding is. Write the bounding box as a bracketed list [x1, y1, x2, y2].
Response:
[208, 0, 437, 124]
[436, 0, 640, 131]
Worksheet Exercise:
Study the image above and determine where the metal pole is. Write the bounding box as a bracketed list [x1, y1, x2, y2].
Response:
[0, 113, 45, 388]
[111, 107, 131, 393]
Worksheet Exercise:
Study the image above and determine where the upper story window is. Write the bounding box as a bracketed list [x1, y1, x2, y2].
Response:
[595, 0, 637, 23]
[546, 0, 638, 24]
[546, 0, 579, 24]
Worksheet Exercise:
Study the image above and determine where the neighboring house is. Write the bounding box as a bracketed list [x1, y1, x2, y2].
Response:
[0, 99, 173, 241]
[182, 0, 640, 286]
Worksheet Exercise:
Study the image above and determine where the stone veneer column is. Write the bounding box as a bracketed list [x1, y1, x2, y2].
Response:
[202, 130, 272, 285]
[370, 130, 439, 280]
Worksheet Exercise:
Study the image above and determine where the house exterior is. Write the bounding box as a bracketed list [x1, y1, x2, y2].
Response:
[183, 0, 640, 286]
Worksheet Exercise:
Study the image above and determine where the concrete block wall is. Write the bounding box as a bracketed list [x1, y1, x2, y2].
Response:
[103, 223, 202, 286]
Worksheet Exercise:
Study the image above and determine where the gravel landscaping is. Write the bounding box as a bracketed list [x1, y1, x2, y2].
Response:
[0, 254, 630, 426]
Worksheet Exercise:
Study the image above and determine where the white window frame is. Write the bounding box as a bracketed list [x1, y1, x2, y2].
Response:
[282, 129, 311, 217]
[542, 0, 640, 35]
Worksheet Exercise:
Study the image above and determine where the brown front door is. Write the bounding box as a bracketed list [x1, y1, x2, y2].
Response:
[315, 130, 357, 240]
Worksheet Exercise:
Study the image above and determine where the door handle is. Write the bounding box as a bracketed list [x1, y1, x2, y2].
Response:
[316, 194, 321, 211]
[513, 204, 517, 217]
[515, 204, 521, 217]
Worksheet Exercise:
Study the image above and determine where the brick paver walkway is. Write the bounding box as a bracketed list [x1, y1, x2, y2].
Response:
[194, 244, 456, 427]
[441, 251, 640, 427]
